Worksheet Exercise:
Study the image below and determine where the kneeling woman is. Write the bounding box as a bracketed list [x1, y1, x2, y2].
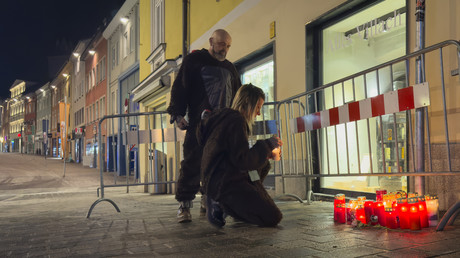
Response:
[197, 83, 282, 227]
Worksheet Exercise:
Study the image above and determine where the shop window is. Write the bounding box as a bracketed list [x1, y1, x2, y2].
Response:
[236, 44, 275, 124]
[307, 0, 407, 194]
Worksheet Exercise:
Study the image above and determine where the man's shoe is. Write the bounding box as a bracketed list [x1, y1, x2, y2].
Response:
[200, 195, 207, 216]
[206, 197, 226, 227]
[177, 201, 192, 223]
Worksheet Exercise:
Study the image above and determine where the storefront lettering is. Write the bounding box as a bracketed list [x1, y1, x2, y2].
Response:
[329, 9, 403, 52]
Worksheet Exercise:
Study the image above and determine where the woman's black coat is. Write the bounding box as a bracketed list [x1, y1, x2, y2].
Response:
[197, 108, 282, 226]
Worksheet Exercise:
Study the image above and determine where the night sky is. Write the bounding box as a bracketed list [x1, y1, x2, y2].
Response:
[0, 0, 125, 100]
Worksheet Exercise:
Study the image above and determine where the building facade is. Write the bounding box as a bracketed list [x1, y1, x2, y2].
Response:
[49, 62, 71, 158]
[71, 39, 90, 163]
[83, 31, 108, 169]
[9, 80, 31, 153]
[0, 100, 8, 152]
[23, 92, 36, 154]
[35, 83, 52, 156]
[103, 0, 140, 175]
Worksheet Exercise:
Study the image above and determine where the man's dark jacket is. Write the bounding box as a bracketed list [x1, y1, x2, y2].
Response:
[167, 49, 241, 127]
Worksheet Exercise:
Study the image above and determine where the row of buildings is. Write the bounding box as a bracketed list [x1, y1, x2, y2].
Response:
[0, 0, 459, 210]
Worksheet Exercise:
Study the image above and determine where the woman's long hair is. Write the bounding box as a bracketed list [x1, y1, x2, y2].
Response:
[231, 83, 265, 128]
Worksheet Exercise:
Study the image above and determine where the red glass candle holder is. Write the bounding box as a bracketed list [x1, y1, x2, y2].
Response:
[397, 198, 410, 229]
[337, 203, 346, 224]
[334, 194, 346, 222]
[385, 207, 398, 229]
[417, 196, 429, 228]
[373, 201, 386, 227]
[376, 189, 387, 202]
[356, 205, 366, 224]
[364, 201, 374, 225]
[408, 197, 421, 230]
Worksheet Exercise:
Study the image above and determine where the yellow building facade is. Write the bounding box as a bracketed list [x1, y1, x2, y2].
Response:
[134, 0, 243, 193]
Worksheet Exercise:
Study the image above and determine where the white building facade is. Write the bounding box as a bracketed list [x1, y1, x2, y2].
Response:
[103, 0, 140, 174]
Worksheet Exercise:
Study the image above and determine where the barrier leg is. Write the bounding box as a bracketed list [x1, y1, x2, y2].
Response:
[436, 201, 460, 231]
[274, 194, 304, 203]
[86, 198, 121, 218]
[447, 208, 460, 226]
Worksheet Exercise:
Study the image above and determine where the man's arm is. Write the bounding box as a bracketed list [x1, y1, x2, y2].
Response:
[167, 62, 188, 119]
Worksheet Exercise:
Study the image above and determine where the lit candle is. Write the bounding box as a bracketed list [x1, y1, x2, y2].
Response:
[397, 198, 410, 229]
[346, 200, 358, 225]
[385, 207, 398, 229]
[408, 192, 418, 198]
[383, 194, 392, 208]
[417, 196, 429, 228]
[356, 204, 366, 224]
[373, 201, 386, 227]
[337, 203, 346, 224]
[376, 189, 387, 202]
[271, 147, 281, 161]
[408, 197, 421, 230]
[334, 194, 346, 222]
[392, 198, 400, 225]
[425, 195, 439, 227]
[364, 201, 374, 225]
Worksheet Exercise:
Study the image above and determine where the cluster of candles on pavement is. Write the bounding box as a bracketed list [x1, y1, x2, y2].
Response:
[334, 190, 439, 230]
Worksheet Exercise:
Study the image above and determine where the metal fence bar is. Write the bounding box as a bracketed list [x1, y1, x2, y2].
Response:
[352, 78, 361, 175]
[390, 65, 401, 173]
[439, 47, 452, 171]
[364, 74, 373, 175]
[342, 82, 350, 174]
[111, 115, 117, 184]
[298, 97, 306, 174]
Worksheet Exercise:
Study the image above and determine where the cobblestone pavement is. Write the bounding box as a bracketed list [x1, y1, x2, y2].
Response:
[0, 153, 459, 257]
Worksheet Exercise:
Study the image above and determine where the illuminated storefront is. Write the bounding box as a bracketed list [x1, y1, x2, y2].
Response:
[307, 0, 407, 194]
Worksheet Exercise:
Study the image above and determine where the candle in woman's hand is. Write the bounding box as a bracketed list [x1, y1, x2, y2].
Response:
[272, 147, 281, 161]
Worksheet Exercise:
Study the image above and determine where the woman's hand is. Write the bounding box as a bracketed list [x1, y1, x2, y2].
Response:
[267, 136, 282, 150]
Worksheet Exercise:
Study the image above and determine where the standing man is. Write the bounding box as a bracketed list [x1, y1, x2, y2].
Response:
[167, 29, 241, 223]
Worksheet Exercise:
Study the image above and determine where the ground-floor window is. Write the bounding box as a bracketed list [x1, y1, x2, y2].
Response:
[310, 0, 407, 193]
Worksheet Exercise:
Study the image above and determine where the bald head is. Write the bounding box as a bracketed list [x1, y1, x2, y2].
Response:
[208, 29, 232, 61]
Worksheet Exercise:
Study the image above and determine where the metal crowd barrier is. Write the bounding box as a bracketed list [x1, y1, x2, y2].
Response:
[87, 103, 280, 218]
[275, 40, 460, 231]
[86, 110, 184, 218]
[86, 40, 460, 231]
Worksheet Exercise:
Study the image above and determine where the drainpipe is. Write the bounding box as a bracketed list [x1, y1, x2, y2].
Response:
[182, 0, 189, 58]
[414, 0, 425, 195]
